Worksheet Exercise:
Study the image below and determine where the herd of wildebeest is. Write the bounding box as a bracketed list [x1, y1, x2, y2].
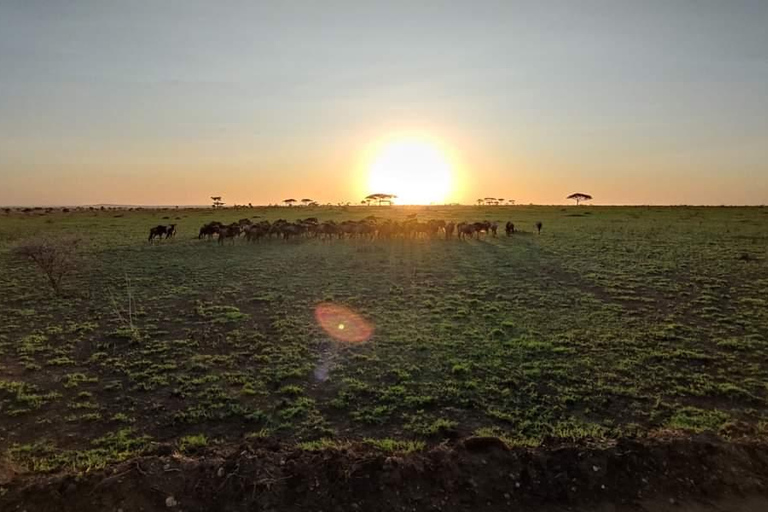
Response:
[148, 217, 544, 244]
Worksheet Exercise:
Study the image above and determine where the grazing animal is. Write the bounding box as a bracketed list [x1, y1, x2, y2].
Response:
[535, 221, 543, 234]
[319, 221, 340, 240]
[270, 219, 289, 238]
[217, 224, 241, 245]
[148, 225, 168, 242]
[244, 221, 271, 242]
[457, 222, 475, 240]
[426, 219, 445, 238]
[198, 221, 223, 240]
[489, 222, 498, 237]
[444, 222, 455, 239]
[165, 224, 177, 239]
[472, 221, 491, 238]
[505, 222, 515, 236]
[298, 218, 320, 237]
[277, 222, 303, 240]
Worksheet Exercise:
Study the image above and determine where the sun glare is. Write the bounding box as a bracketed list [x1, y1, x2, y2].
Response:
[367, 137, 454, 205]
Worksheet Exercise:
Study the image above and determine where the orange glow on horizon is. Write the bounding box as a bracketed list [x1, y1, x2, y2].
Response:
[363, 134, 459, 205]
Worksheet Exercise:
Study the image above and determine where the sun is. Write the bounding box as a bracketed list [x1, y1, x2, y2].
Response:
[367, 136, 454, 205]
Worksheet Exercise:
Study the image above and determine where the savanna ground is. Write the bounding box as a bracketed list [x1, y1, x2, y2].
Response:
[1, 205, 767, 510]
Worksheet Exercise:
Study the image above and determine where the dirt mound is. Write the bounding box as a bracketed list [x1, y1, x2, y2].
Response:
[2, 435, 768, 512]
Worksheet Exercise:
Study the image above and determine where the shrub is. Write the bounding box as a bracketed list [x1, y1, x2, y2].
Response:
[12, 234, 83, 295]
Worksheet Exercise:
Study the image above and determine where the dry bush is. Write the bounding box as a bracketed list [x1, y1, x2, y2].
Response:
[12, 234, 84, 295]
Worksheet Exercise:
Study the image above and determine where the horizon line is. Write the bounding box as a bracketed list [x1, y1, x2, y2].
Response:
[2, 203, 767, 209]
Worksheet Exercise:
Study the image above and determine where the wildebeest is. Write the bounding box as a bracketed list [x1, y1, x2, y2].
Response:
[471, 221, 492, 238]
[148, 224, 172, 242]
[298, 218, 320, 237]
[338, 219, 376, 239]
[444, 221, 455, 238]
[535, 221, 543, 234]
[244, 221, 271, 242]
[279, 223, 304, 240]
[165, 224, 177, 239]
[426, 219, 446, 238]
[217, 224, 241, 245]
[198, 221, 223, 240]
[457, 222, 475, 240]
[318, 221, 341, 240]
[505, 221, 515, 236]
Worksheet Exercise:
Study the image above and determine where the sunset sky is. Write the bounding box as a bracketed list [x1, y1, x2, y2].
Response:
[1, 1, 767, 206]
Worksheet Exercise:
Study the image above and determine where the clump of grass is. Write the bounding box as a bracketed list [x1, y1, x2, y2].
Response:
[245, 428, 271, 440]
[9, 429, 151, 473]
[667, 407, 730, 433]
[111, 413, 132, 423]
[297, 438, 350, 451]
[278, 384, 304, 396]
[62, 373, 98, 388]
[406, 417, 458, 437]
[178, 434, 208, 454]
[364, 438, 425, 454]
[0, 380, 60, 414]
[194, 302, 249, 323]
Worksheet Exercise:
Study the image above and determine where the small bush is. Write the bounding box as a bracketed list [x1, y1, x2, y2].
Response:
[12, 234, 84, 295]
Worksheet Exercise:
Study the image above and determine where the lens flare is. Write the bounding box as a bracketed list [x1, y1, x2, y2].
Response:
[314, 303, 373, 343]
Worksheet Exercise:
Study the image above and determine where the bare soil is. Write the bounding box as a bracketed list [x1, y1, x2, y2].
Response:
[2, 434, 768, 512]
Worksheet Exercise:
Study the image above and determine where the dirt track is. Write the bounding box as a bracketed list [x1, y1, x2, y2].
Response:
[2, 435, 768, 512]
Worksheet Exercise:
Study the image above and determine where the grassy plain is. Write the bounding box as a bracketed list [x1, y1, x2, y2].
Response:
[0, 205, 767, 473]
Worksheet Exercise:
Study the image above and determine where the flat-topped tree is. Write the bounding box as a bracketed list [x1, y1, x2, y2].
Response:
[484, 197, 498, 205]
[365, 193, 396, 205]
[211, 196, 225, 208]
[301, 198, 313, 206]
[284, 198, 297, 207]
[567, 193, 593, 206]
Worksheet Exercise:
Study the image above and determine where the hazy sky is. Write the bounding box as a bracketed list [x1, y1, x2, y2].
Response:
[2, 1, 767, 205]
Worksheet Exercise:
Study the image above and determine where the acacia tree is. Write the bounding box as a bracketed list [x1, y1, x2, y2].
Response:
[476, 198, 485, 206]
[567, 193, 593, 205]
[211, 196, 225, 208]
[365, 193, 396, 206]
[283, 198, 297, 207]
[13, 234, 83, 296]
[301, 198, 313, 206]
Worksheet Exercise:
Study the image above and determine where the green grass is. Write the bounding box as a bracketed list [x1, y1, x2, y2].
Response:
[1, 205, 767, 473]
[178, 434, 209, 454]
[364, 438, 426, 454]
